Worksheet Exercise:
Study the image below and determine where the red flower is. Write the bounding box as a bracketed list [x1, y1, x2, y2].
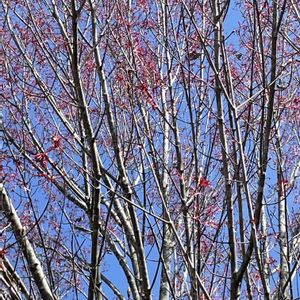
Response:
[35, 152, 49, 168]
[278, 179, 289, 187]
[150, 99, 157, 110]
[51, 135, 62, 150]
[138, 83, 157, 110]
[0, 248, 7, 258]
[199, 176, 210, 188]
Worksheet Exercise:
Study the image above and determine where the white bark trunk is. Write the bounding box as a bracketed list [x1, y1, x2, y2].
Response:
[0, 186, 56, 300]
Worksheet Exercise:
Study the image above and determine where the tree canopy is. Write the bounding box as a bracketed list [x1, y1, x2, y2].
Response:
[0, 0, 299, 299]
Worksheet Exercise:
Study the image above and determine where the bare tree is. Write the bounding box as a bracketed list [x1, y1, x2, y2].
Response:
[0, 0, 299, 299]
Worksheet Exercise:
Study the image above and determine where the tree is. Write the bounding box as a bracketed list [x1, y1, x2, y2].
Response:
[0, 0, 299, 299]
